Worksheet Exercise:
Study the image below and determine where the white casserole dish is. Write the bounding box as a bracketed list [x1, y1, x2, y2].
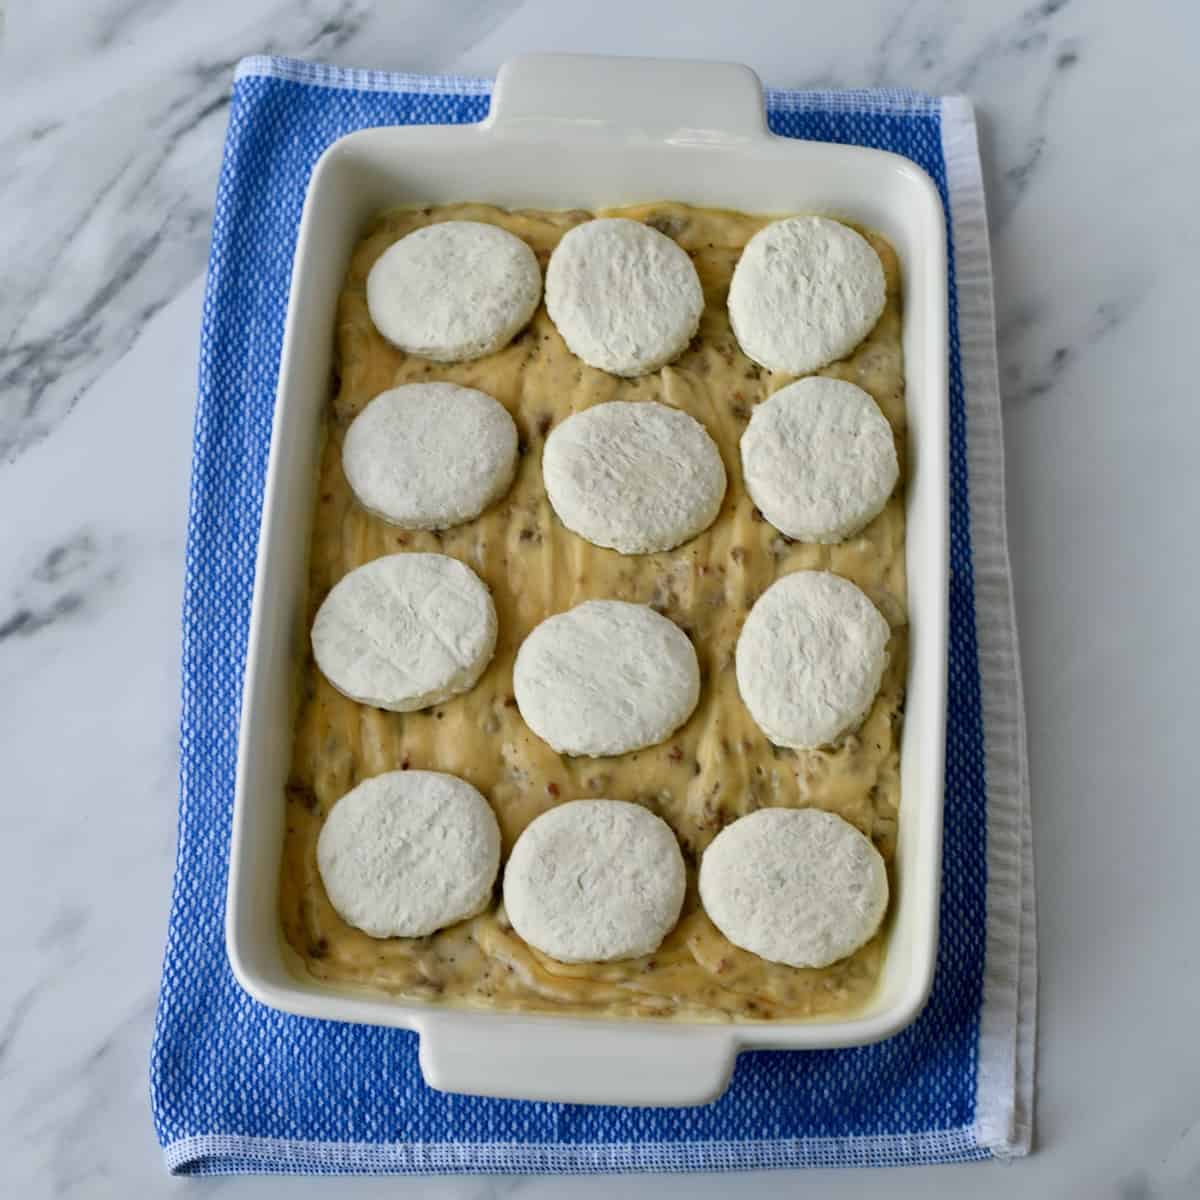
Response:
[226, 53, 949, 1108]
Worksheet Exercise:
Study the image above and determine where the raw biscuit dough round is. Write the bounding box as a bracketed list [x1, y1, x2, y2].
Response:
[735, 570, 889, 749]
[342, 382, 519, 530]
[312, 553, 497, 712]
[727, 216, 886, 375]
[699, 807, 888, 968]
[741, 377, 898, 542]
[543, 401, 726, 553]
[503, 799, 686, 962]
[366, 220, 542, 362]
[513, 600, 700, 757]
[318, 770, 501, 938]
[544, 218, 704, 376]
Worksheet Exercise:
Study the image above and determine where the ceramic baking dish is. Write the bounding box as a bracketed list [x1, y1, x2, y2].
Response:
[226, 53, 949, 1107]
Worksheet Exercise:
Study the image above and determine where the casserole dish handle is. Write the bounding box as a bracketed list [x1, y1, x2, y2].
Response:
[418, 1013, 736, 1107]
[485, 52, 770, 145]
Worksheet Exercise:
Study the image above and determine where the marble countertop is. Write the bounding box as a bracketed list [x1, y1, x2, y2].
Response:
[4, 1, 1198, 1196]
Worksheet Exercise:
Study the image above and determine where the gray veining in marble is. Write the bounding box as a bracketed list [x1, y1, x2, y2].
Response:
[3, 1, 1200, 1196]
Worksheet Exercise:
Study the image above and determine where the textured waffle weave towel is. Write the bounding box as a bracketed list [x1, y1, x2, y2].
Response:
[150, 56, 1036, 1174]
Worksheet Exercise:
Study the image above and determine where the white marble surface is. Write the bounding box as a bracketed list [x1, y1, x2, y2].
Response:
[3, 0, 1198, 1195]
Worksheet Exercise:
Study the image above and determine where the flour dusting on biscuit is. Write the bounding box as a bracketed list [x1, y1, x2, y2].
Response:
[735, 570, 889, 749]
[545, 218, 703, 376]
[700, 807, 888, 968]
[367, 220, 541, 362]
[504, 799, 686, 962]
[318, 770, 501, 939]
[741, 377, 898, 542]
[514, 600, 700, 757]
[728, 216, 885, 374]
[312, 553, 497, 712]
[543, 401, 726, 553]
[343, 382, 518, 530]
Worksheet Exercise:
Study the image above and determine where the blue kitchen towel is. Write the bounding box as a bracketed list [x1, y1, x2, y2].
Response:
[151, 56, 1035, 1174]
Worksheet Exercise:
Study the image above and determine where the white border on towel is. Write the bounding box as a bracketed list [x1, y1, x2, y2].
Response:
[765, 86, 941, 116]
[940, 95, 1037, 1158]
[235, 54, 491, 94]
[233, 56, 940, 116]
[164, 1130, 988, 1176]
[164, 59, 1036, 1174]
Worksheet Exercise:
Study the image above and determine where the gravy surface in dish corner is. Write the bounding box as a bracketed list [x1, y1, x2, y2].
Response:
[279, 201, 908, 1021]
